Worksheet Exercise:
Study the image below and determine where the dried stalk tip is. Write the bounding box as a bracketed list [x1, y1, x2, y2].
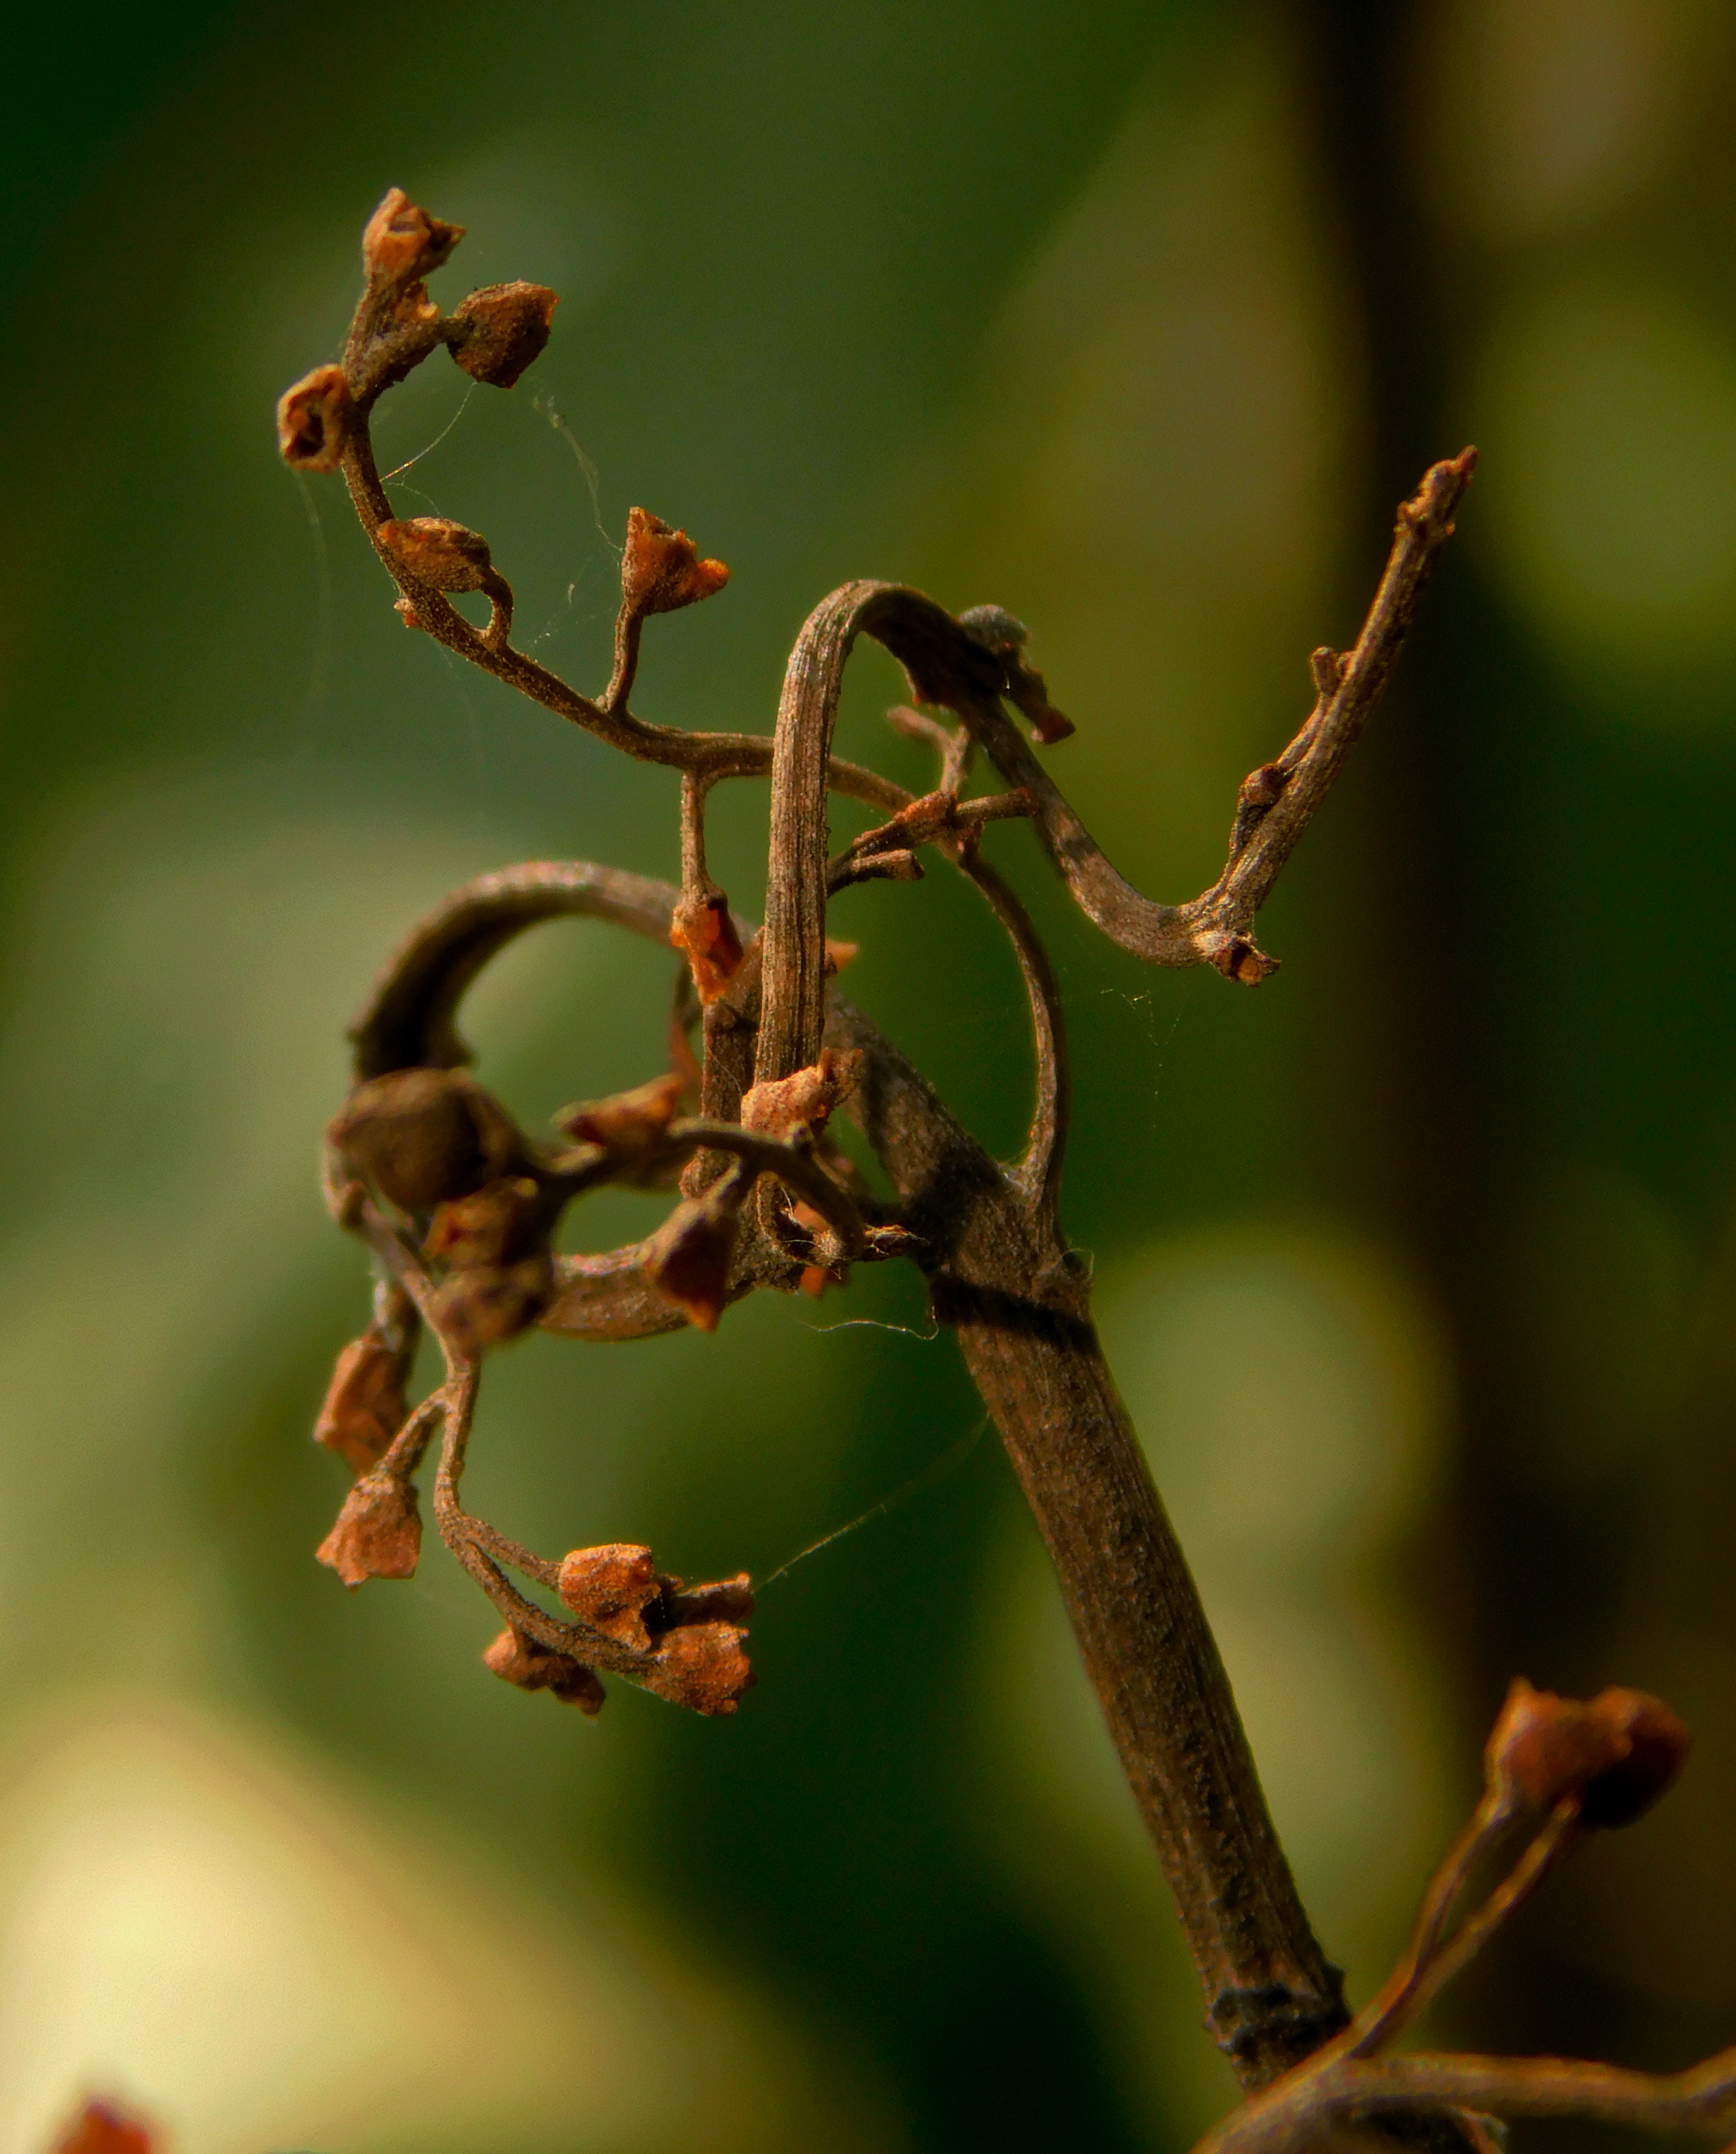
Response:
[957, 602, 1073, 742]
[670, 892, 745, 1004]
[314, 1325, 412, 1472]
[363, 187, 464, 286]
[53, 2100, 155, 2154]
[448, 280, 558, 388]
[317, 1469, 422, 1587]
[621, 507, 730, 617]
[276, 363, 355, 473]
[643, 1191, 741, 1331]
[482, 1625, 606, 1714]
[557, 1070, 685, 1160]
[1485, 1677, 1689, 1826]
[741, 1047, 863, 1139]
[329, 1067, 529, 1214]
[377, 516, 496, 593]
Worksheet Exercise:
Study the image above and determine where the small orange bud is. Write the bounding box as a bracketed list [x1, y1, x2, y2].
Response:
[424, 1175, 546, 1268]
[317, 1469, 421, 1587]
[482, 1625, 605, 1712]
[53, 2099, 155, 2154]
[643, 1194, 740, 1331]
[363, 187, 464, 286]
[557, 1543, 662, 1650]
[447, 280, 558, 388]
[276, 363, 354, 472]
[642, 1620, 755, 1716]
[740, 1048, 862, 1140]
[1579, 1688, 1691, 1827]
[557, 1071, 685, 1158]
[670, 892, 745, 1005]
[314, 1325, 413, 1472]
[1486, 1677, 1690, 1826]
[377, 515, 496, 593]
[621, 507, 730, 617]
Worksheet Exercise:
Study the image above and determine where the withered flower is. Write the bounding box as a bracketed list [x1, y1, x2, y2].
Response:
[621, 506, 730, 617]
[448, 280, 559, 388]
[317, 1469, 422, 1587]
[741, 1047, 862, 1140]
[642, 1621, 755, 1717]
[276, 363, 354, 473]
[669, 891, 745, 1005]
[424, 1173, 557, 1355]
[557, 1070, 685, 1164]
[328, 1067, 529, 1214]
[642, 1189, 741, 1332]
[52, 2100, 155, 2154]
[482, 1625, 605, 1713]
[363, 187, 464, 286]
[377, 516, 496, 593]
[314, 1324, 412, 1472]
[558, 1542, 662, 1650]
[1485, 1676, 1688, 1826]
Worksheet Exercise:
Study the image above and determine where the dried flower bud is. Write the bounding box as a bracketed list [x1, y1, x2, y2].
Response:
[643, 1620, 755, 1716]
[276, 363, 354, 473]
[53, 2101, 155, 2154]
[556, 1071, 685, 1160]
[741, 1048, 862, 1140]
[314, 1324, 413, 1472]
[1578, 1688, 1691, 1827]
[621, 507, 730, 617]
[669, 892, 745, 1005]
[363, 187, 464, 286]
[328, 1068, 527, 1214]
[425, 1175, 547, 1268]
[317, 1469, 421, 1587]
[643, 1191, 741, 1332]
[429, 1249, 556, 1356]
[557, 1543, 662, 1650]
[377, 516, 496, 593]
[447, 280, 558, 388]
[1485, 1677, 1689, 1826]
[482, 1625, 605, 1712]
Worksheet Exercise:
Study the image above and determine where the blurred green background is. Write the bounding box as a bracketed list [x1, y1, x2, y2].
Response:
[2, 3, 1734, 2148]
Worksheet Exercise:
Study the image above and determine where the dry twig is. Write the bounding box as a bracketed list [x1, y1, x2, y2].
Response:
[281, 186, 1479, 2087]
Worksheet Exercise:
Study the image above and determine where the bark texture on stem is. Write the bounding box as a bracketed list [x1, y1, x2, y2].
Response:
[827, 994, 1348, 2084]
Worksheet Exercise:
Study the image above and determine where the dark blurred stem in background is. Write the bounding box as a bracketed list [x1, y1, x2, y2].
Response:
[1290, 0, 1643, 2083]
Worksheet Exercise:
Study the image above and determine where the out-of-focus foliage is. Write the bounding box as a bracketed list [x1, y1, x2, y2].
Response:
[1, 2, 1734, 2149]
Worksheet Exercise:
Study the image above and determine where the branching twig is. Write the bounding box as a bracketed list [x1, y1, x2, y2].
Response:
[281, 187, 1481, 2088]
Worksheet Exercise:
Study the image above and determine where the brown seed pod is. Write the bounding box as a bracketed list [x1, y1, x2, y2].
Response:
[482, 1625, 605, 1712]
[376, 516, 496, 593]
[276, 363, 354, 474]
[447, 280, 559, 388]
[316, 1470, 422, 1587]
[557, 1543, 662, 1650]
[328, 1068, 528, 1214]
[363, 187, 464, 286]
[1485, 1676, 1690, 1826]
[621, 506, 730, 617]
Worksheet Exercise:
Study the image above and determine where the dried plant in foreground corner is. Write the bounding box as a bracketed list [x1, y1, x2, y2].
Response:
[282, 185, 1523, 2109]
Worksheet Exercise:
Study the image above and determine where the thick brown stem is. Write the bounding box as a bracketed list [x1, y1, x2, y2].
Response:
[827, 994, 1348, 2083]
